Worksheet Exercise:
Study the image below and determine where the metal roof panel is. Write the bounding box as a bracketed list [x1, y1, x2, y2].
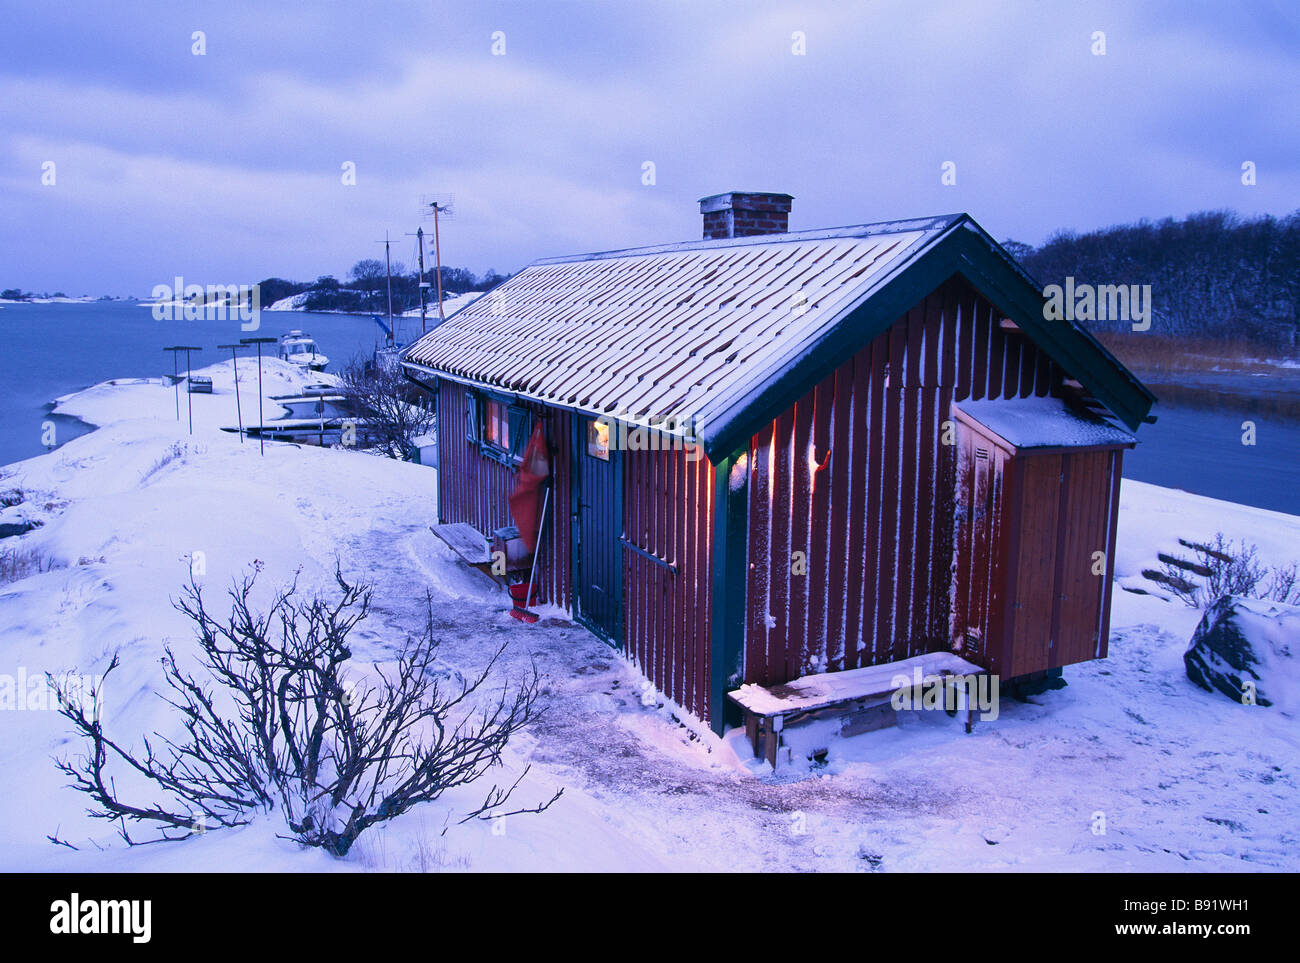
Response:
[403, 220, 951, 443]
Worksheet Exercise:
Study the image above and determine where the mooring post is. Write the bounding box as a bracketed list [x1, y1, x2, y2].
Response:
[217, 343, 245, 442]
[163, 346, 200, 431]
[241, 337, 276, 456]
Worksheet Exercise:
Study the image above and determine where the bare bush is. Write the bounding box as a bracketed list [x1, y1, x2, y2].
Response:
[140, 443, 187, 483]
[1263, 562, 1300, 606]
[0, 544, 62, 584]
[335, 358, 434, 461]
[50, 563, 559, 856]
[1159, 533, 1300, 607]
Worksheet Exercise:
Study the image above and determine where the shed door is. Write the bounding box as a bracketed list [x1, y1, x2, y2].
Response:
[574, 419, 623, 645]
[1005, 453, 1064, 677]
[952, 431, 1009, 670]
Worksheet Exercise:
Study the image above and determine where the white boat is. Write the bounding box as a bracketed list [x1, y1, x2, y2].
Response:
[277, 330, 329, 371]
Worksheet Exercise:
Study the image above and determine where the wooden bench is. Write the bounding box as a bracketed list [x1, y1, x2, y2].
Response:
[428, 522, 534, 587]
[728, 652, 986, 768]
[429, 522, 493, 565]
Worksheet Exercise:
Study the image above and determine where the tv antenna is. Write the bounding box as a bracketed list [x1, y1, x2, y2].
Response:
[420, 194, 455, 325]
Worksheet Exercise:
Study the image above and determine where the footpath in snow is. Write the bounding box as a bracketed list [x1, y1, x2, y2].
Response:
[0, 359, 1296, 872]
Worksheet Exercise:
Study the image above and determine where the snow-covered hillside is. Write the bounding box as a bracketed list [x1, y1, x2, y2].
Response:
[265, 290, 482, 317]
[0, 364, 1296, 871]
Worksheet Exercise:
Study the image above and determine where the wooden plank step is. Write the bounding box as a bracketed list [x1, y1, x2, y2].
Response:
[728, 651, 984, 718]
[429, 522, 492, 565]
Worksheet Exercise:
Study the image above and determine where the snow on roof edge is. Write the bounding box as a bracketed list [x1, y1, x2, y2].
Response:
[531, 213, 965, 266]
[953, 396, 1137, 450]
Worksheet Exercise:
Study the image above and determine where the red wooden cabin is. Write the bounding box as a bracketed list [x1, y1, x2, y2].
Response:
[402, 192, 1154, 735]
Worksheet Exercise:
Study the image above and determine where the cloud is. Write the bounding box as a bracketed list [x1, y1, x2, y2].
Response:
[1, 0, 1296, 294]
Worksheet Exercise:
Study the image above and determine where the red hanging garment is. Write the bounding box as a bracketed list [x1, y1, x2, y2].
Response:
[508, 421, 550, 551]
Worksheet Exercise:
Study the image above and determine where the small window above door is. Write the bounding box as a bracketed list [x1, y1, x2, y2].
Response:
[586, 419, 610, 460]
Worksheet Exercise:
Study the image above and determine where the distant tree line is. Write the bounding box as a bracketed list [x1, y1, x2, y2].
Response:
[255, 262, 511, 315]
[2, 289, 68, 300]
[1004, 209, 1300, 349]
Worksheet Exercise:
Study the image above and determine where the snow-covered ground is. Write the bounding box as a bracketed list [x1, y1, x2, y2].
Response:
[0, 362, 1296, 872]
[0, 296, 109, 304]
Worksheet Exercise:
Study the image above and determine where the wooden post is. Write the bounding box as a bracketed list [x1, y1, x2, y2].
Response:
[432, 204, 445, 324]
[241, 337, 276, 455]
[163, 346, 201, 433]
[709, 448, 750, 735]
[417, 226, 427, 334]
[217, 344, 244, 442]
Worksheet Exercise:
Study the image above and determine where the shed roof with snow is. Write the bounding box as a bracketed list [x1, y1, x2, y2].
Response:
[954, 396, 1137, 451]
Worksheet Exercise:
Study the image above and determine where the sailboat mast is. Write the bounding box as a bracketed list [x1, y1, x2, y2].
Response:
[417, 226, 427, 335]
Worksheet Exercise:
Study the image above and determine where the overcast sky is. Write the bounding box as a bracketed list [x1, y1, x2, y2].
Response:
[2, 0, 1297, 296]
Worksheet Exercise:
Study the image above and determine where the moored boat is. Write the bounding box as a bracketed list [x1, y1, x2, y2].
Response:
[276, 330, 329, 371]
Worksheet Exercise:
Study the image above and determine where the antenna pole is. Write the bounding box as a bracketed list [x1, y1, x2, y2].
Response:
[384, 231, 394, 348]
[432, 203, 446, 323]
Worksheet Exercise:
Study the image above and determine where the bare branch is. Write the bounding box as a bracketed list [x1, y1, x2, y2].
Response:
[50, 565, 557, 856]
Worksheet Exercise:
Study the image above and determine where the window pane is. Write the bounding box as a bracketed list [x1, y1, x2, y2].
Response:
[484, 400, 510, 451]
[587, 419, 610, 460]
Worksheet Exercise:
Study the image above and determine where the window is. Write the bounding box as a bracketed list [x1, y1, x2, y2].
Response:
[484, 399, 510, 452]
[468, 390, 534, 464]
[464, 393, 478, 442]
[587, 419, 610, 460]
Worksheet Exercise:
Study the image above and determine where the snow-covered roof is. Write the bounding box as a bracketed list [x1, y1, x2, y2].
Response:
[954, 396, 1136, 450]
[403, 212, 1156, 454]
[403, 216, 960, 438]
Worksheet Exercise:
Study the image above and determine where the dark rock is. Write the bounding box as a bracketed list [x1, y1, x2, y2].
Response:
[1184, 596, 1299, 713]
[1005, 668, 1067, 701]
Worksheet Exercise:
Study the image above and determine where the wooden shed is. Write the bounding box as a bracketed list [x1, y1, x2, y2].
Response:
[401, 192, 1154, 736]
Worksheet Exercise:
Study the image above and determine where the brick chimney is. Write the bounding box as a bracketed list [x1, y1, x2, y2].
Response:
[699, 191, 794, 239]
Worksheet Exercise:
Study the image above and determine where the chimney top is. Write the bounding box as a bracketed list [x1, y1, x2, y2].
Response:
[699, 191, 794, 240]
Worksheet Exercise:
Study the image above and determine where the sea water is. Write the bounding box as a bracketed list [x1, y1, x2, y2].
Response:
[1, 301, 1296, 514]
[0, 301, 404, 467]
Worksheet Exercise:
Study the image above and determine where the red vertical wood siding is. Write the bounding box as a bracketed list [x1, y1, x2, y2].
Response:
[436, 379, 572, 609]
[622, 445, 715, 723]
[438, 382, 715, 721]
[743, 274, 1071, 685]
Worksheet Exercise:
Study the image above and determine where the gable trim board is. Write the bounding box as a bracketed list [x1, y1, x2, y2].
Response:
[701, 220, 1155, 461]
